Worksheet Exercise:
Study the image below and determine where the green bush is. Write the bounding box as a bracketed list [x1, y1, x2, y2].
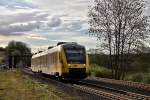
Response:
[125, 73, 144, 82]
[143, 73, 150, 83]
[125, 73, 150, 84]
[89, 64, 112, 78]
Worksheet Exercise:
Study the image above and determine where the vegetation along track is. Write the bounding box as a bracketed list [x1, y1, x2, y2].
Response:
[22, 68, 149, 100]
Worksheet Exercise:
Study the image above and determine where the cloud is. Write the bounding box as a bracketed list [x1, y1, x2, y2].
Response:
[0, 35, 26, 47]
[46, 19, 87, 34]
[0, 0, 37, 9]
[0, 11, 48, 24]
[0, 0, 97, 49]
[144, 0, 150, 16]
[48, 16, 62, 27]
[0, 21, 42, 36]
[29, 0, 90, 22]
[0, 0, 90, 36]
[0, 9, 50, 36]
[25, 33, 47, 40]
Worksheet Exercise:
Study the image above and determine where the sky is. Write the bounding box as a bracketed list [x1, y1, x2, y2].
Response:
[0, 0, 149, 52]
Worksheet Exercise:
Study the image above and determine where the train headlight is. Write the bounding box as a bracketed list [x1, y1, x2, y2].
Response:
[68, 64, 71, 66]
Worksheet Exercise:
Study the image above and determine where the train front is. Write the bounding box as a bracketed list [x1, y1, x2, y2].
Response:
[61, 43, 89, 80]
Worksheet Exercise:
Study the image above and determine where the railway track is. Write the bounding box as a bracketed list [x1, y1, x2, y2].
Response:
[22, 68, 150, 100]
[86, 77, 150, 96]
[79, 80, 150, 100]
[89, 77, 150, 91]
[72, 84, 130, 100]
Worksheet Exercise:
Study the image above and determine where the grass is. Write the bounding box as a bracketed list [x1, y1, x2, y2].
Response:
[0, 69, 75, 100]
[89, 64, 112, 78]
[124, 68, 150, 84]
[125, 73, 150, 84]
[89, 64, 150, 84]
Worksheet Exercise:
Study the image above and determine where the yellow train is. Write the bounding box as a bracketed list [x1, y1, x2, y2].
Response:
[31, 42, 89, 80]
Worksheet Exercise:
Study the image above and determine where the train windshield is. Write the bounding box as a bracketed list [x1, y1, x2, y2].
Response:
[64, 49, 86, 64]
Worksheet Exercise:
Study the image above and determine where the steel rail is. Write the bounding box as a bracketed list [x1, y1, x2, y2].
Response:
[79, 80, 150, 100]
[89, 77, 150, 91]
[73, 84, 130, 100]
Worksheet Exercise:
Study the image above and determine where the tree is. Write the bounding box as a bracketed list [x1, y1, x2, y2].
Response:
[0, 47, 5, 51]
[88, 0, 150, 79]
[6, 41, 31, 56]
[6, 41, 31, 68]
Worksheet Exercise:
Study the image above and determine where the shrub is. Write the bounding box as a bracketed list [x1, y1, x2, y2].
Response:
[143, 73, 150, 84]
[125, 73, 150, 83]
[126, 73, 144, 82]
[89, 64, 112, 78]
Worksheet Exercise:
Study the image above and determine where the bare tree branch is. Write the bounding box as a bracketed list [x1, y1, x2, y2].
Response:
[88, 0, 150, 79]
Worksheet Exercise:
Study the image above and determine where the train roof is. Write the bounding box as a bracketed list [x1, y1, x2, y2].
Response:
[32, 42, 85, 59]
[57, 42, 77, 46]
[32, 45, 61, 59]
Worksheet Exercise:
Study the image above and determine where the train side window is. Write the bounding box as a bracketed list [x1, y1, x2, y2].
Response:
[55, 52, 57, 64]
[51, 53, 52, 64]
[51, 54, 52, 65]
[50, 54, 51, 65]
[54, 53, 55, 64]
[52, 53, 54, 64]
[53, 53, 55, 64]
[49, 53, 51, 65]
[59, 52, 63, 64]
[46, 54, 47, 66]
[54, 53, 56, 64]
